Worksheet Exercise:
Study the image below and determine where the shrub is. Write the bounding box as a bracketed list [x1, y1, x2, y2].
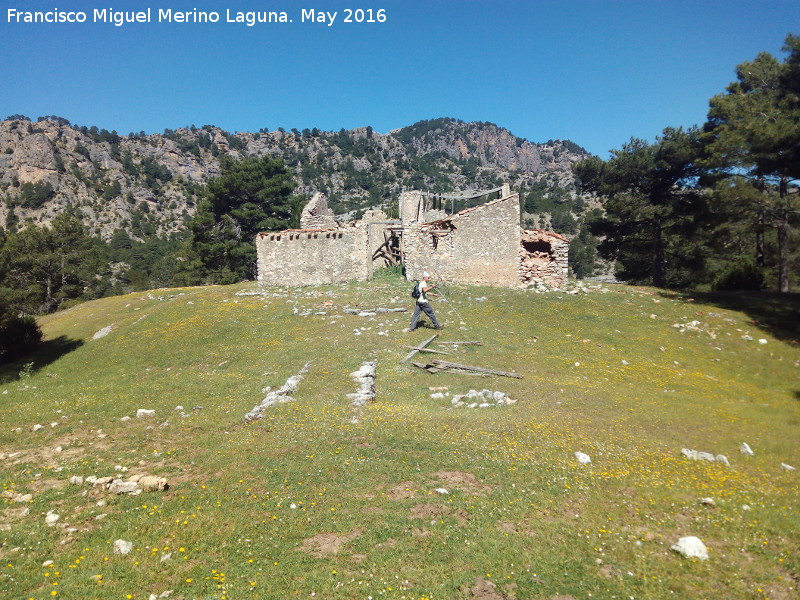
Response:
[0, 312, 42, 364]
[712, 261, 765, 291]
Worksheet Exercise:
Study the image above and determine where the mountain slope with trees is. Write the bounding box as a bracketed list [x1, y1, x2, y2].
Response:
[0, 117, 588, 241]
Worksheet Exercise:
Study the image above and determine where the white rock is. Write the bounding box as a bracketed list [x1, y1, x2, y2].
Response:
[108, 480, 140, 494]
[435, 488, 449, 495]
[136, 409, 155, 418]
[42, 560, 54, 567]
[430, 392, 445, 399]
[740, 442, 754, 456]
[32, 424, 44, 432]
[671, 536, 708, 560]
[175, 405, 184, 411]
[781, 463, 796, 471]
[92, 326, 114, 340]
[575, 452, 592, 465]
[45, 512, 59, 526]
[715, 454, 730, 466]
[120, 416, 131, 422]
[138, 476, 168, 492]
[113, 539, 133, 555]
[758, 339, 768, 344]
[700, 497, 716, 507]
[681, 448, 716, 461]
[69, 475, 84, 486]
[742, 504, 751, 511]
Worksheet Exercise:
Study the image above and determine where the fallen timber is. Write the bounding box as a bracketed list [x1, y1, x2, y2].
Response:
[409, 359, 522, 378]
[436, 341, 483, 346]
[401, 334, 439, 363]
[410, 361, 489, 376]
[402, 346, 452, 355]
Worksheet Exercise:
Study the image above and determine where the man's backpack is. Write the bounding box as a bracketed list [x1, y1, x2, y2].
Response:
[411, 283, 421, 299]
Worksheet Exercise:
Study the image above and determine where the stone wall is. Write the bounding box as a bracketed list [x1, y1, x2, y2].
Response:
[519, 229, 569, 288]
[404, 193, 522, 287]
[299, 192, 339, 230]
[256, 227, 370, 286]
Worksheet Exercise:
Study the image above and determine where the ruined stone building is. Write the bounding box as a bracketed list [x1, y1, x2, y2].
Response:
[255, 185, 569, 288]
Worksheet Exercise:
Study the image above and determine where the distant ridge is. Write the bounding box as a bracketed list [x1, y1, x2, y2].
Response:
[0, 115, 589, 240]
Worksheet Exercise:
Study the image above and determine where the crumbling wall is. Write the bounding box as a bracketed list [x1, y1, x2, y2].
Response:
[519, 229, 569, 287]
[256, 228, 370, 286]
[300, 192, 339, 230]
[404, 193, 522, 287]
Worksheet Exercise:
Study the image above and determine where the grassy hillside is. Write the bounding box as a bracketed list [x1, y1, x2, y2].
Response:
[1, 272, 798, 600]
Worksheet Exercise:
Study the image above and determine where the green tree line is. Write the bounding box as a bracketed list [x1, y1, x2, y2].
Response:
[573, 34, 799, 291]
[0, 155, 301, 363]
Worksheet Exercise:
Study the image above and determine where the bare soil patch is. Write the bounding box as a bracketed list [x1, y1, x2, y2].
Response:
[459, 577, 517, 600]
[385, 481, 419, 500]
[300, 528, 362, 557]
[433, 470, 493, 495]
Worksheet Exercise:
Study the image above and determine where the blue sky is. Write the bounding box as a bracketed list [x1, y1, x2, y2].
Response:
[1, 0, 797, 156]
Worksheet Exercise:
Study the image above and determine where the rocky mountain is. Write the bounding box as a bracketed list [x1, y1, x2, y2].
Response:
[0, 116, 590, 240]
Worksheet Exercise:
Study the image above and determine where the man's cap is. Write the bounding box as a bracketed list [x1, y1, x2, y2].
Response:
[423, 271, 430, 278]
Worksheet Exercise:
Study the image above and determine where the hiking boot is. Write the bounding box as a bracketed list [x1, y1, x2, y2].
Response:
[434, 324, 445, 329]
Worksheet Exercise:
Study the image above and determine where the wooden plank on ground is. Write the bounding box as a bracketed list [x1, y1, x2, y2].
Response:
[402, 346, 451, 355]
[410, 361, 444, 373]
[431, 359, 523, 378]
[436, 341, 483, 346]
[401, 334, 439, 363]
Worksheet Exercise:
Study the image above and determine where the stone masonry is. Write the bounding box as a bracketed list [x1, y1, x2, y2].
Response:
[300, 192, 339, 230]
[519, 229, 569, 287]
[256, 227, 370, 286]
[256, 184, 569, 288]
[403, 192, 523, 287]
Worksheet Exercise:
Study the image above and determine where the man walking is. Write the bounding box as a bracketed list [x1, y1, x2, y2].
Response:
[409, 272, 443, 331]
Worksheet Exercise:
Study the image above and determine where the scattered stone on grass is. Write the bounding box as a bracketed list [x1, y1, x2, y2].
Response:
[450, 389, 516, 409]
[45, 511, 59, 526]
[700, 497, 717, 507]
[1, 490, 33, 503]
[243, 363, 311, 423]
[113, 539, 133, 555]
[575, 452, 592, 465]
[673, 320, 716, 338]
[92, 325, 114, 340]
[671, 536, 709, 560]
[136, 409, 155, 418]
[781, 463, 796, 471]
[681, 448, 730, 465]
[348, 361, 376, 406]
[108, 480, 141, 495]
[74, 473, 169, 495]
[740, 442, 754, 456]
